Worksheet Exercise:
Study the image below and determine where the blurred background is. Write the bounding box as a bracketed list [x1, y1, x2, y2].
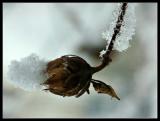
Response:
[3, 3, 157, 118]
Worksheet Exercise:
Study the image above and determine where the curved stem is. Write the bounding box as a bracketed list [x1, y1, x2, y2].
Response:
[91, 3, 128, 74]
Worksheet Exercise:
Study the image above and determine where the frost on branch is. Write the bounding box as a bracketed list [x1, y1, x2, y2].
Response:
[7, 54, 48, 91]
[101, 3, 136, 55]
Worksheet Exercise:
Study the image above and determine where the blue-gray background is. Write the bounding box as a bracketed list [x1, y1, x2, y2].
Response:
[3, 3, 157, 118]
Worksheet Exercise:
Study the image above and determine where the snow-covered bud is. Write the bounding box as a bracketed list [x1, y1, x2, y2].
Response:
[7, 54, 120, 100]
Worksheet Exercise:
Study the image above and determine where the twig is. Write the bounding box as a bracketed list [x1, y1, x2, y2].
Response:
[91, 3, 128, 74]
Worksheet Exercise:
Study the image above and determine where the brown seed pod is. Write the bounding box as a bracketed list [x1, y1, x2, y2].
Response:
[42, 55, 120, 100]
[43, 55, 92, 97]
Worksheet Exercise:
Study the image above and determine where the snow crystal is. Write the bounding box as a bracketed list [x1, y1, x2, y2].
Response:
[114, 4, 136, 51]
[7, 54, 48, 91]
[101, 3, 136, 54]
[100, 50, 106, 58]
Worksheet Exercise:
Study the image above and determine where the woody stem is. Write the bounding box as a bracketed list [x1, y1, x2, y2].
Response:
[91, 3, 128, 74]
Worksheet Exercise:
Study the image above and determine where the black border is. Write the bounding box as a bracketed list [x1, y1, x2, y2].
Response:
[1, 1, 158, 119]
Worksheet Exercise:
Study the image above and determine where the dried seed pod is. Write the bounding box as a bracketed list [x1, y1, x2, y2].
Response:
[42, 55, 92, 97]
[42, 55, 120, 99]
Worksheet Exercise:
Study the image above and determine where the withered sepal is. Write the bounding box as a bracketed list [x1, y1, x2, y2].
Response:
[91, 79, 120, 100]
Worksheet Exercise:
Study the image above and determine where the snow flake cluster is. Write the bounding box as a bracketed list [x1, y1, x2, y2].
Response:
[7, 54, 48, 91]
[101, 3, 136, 56]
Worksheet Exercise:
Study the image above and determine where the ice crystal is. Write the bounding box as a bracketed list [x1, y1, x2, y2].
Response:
[101, 3, 136, 55]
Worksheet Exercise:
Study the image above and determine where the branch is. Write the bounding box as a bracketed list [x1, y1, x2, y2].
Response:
[91, 3, 128, 74]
